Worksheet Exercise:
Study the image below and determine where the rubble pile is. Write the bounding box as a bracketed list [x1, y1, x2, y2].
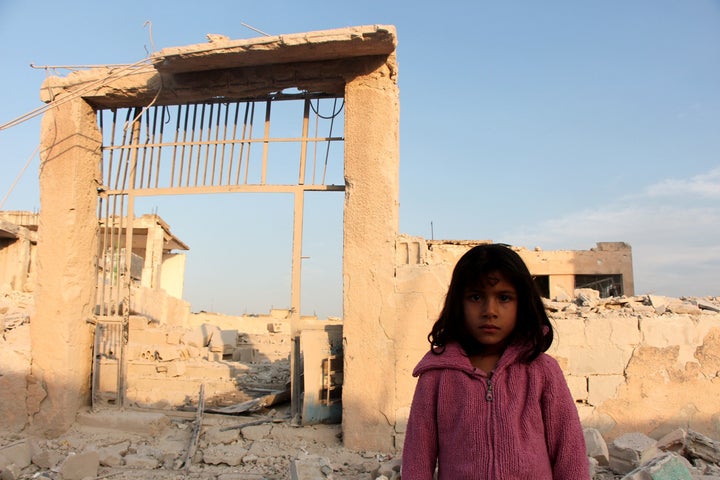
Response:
[0, 407, 401, 480]
[588, 427, 720, 480]
[3, 290, 720, 479]
[545, 289, 720, 317]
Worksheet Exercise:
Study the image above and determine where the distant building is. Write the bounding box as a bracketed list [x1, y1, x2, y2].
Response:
[398, 237, 634, 300]
[0, 211, 188, 300]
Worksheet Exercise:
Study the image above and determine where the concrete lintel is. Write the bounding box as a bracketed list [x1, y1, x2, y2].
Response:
[0, 219, 21, 239]
[39, 57, 376, 108]
[152, 25, 397, 73]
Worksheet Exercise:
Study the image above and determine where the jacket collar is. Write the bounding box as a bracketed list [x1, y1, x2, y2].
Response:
[413, 341, 527, 377]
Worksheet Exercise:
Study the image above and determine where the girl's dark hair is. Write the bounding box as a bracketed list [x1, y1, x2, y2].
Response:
[428, 243, 553, 363]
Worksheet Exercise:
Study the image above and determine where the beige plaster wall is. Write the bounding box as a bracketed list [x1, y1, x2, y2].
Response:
[392, 236, 720, 451]
[0, 233, 32, 292]
[160, 253, 186, 299]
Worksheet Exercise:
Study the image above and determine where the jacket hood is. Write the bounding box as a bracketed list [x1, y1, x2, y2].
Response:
[412, 341, 527, 378]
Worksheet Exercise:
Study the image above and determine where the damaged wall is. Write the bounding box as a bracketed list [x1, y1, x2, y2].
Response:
[392, 237, 720, 450]
[13, 24, 719, 456]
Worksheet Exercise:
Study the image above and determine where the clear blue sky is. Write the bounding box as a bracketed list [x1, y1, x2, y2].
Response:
[1, 1, 718, 318]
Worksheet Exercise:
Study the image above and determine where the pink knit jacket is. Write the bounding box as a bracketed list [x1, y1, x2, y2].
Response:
[401, 342, 589, 479]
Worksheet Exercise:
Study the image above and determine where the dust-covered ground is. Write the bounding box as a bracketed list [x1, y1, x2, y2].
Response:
[0, 404, 401, 480]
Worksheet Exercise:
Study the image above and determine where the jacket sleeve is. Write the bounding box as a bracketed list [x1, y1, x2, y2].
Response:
[401, 370, 439, 480]
[540, 356, 591, 480]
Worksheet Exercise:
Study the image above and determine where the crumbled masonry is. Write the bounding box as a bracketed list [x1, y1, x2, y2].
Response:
[3, 289, 720, 479]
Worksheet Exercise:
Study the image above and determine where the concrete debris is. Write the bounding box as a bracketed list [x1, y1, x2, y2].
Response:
[585, 428, 610, 466]
[609, 432, 662, 475]
[542, 291, 720, 318]
[590, 428, 720, 480]
[0, 408, 401, 479]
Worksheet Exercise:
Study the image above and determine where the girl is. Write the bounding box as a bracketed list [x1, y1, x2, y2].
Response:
[402, 243, 589, 479]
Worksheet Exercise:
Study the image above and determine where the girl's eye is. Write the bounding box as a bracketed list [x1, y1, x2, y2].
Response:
[468, 294, 482, 302]
[498, 294, 513, 303]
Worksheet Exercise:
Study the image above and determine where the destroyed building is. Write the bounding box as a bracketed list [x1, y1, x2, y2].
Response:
[1, 25, 720, 470]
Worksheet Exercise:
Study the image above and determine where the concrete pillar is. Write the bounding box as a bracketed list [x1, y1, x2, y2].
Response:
[342, 55, 400, 451]
[32, 97, 100, 435]
[141, 222, 164, 289]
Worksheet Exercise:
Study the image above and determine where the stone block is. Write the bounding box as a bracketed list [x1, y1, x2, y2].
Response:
[268, 322, 290, 334]
[166, 330, 183, 345]
[201, 444, 246, 466]
[76, 409, 170, 436]
[584, 428, 609, 466]
[621, 452, 693, 480]
[562, 345, 633, 376]
[0, 463, 20, 480]
[127, 315, 148, 331]
[232, 346, 258, 363]
[290, 454, 333, 480]
[97, 441, 129, 467]
[609, 432, 661, 475]
[163, 360, 186, 377]
[566, 375, 588, 402]
[640, 316, 696, 347]
[202, 426, 240, 445]
[129, 328, 167, 345]
[241, 424, 272, 441]
[123, 454, 160, 469]
[153, 344, 183, 361]
[59, 451, 100, 480]
[588, 375, 625, 406]
[0, 440, 33, 469]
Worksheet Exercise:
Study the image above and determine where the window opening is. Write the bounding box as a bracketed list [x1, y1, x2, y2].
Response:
[575, 274, 623, 298]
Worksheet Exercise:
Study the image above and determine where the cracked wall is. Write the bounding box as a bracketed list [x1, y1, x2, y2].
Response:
[392, 238, 720, 450]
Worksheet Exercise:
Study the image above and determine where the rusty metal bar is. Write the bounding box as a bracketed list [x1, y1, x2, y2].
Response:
[170, 105, 182, 187]
[114, 109, 133, 191]
[106, 183, 344, 197]
[177, 105, 188, 187]
[153, 106, 166, 189]
[186, 104, 198, 187]
[194, 103, 206, 186]
[311, 100, 319, 185]
[202, 103, 213, 185]
[218, 103, 230, 185]
[322, 98, 339, 185]
[102, 135, 343, 150]
[146, 106, 159, 188]
[137, 109, 149, 189]
[299, 99, 310, 185]
[243, 102, 255, 184]
[228, 102, 241, 185]
[261, 99, 271, 185]
[210, 102, 222, 184]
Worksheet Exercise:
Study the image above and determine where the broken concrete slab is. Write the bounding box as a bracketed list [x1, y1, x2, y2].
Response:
[621, 452, 693, 480]
[609, 432, 662, 475]
[58, 450, 100, 480]
[585, 427, 610, 466]
[76, 409, 170, 435]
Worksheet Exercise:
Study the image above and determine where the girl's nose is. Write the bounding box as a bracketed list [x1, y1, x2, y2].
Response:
[482, 298, 498, 317]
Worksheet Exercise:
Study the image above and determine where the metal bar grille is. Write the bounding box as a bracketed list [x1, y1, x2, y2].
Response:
[97, 94, 345, 195]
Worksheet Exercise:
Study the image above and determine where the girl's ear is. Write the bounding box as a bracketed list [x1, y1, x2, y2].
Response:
[542, 325, 550, 336]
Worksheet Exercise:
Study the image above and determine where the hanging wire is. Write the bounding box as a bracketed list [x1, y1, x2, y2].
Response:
[0, 57, 154, 131]
[0, 144, 40, 209]
[309, 98, 344, 120]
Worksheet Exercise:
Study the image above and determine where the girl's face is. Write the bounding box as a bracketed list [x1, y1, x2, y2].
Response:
[462, 270, 518, 355]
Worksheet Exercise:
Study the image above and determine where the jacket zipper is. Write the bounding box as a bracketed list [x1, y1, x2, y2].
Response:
[486, 371, 494, 401]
